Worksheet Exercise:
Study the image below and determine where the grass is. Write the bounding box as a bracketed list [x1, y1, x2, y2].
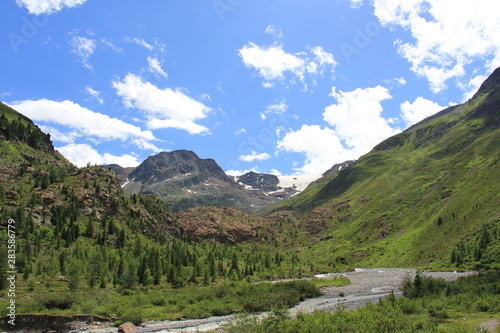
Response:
[268, 95, 500, 270]
[0, 277, 341, 325]
[310, 276, 351, 288]
[223, 270, 500, 333]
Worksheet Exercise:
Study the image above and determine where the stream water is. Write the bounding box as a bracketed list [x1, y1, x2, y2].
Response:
[79, 268, 476, 333]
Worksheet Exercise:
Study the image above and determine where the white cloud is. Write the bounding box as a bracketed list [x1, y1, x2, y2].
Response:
[463, 74, 488, 101]
[239, 42, 337, 89]
[8, 99, 159, 150]
[69, 36, 96, 70]
[100, 38, 123, 53]
[348, 0, 364, 8]
[125, 37, 166, 53]
[133, 38, 153, 50]
[260, 100, 287, 120]
[400, 97, 445, 127]
[39, 125, 76, 144]
[112, 74, 211, 135]
[373, 0, 500, 93]
[324, 86, 399, 152]
[235, 128, 246, 135]
[57, 143, 140, 168]
[16, 0, 88, 15]
[278, 85, 400, 174]
[147, 56, 168, 79]
[225, 168, 260, 177]
[239, 42, 305, 82]
[310, 46, 338, 68]
[277, 125, 350, 174]
[239, 151, 271, 162]
[85, 86, 104, 104]
[264, 25, 283, 38]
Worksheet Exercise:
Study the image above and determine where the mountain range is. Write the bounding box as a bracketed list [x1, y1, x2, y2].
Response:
[1, 67, 499, 272]
[102, 150, 304, 214]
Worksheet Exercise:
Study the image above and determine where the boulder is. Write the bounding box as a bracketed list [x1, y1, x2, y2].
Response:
[119, 322, 137, 333]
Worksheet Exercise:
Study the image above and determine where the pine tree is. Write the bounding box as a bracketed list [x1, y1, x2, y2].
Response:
[0, 185, 6, 204]
[41, 175, 50, 190]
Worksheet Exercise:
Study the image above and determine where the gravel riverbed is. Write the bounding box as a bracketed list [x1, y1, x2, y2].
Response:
[78, 268, 476, 333]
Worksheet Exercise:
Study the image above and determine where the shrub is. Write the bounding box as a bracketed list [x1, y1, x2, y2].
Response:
[40, 293, 77, 310]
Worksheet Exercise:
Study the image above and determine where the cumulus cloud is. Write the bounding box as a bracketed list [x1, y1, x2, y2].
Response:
[324, 86, 398, 152]
[277, 125, 349, 174]
[400, 97, 445, 127]
[112, 74, 211, 134]
[239, 42, 305, 82]
[238, 151, 271, 162]
[69, 36, 96, 70]
[373, 0, 500, 93]
[309, 46, 338, 70]
[8, 99, 159, 151]
[278, 85, 399, 174]
[39, 125, 76, 144]
[225, 168, 260, 177]
[57, 143, 141, 168]
[147, 56, 168, 79]
[238, 42, 337, 89]
[16, 0, 88, 15]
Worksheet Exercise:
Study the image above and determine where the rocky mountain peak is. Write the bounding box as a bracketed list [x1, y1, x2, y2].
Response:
[236, 171, 280, 192]
[128, 150, 231, 187]
[472, 66, 500, 99]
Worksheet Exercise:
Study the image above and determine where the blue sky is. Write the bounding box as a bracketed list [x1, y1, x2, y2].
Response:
[1, 0, 499, 176]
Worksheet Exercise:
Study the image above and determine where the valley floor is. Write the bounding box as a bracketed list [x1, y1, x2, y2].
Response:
[76, 269, 476, 333]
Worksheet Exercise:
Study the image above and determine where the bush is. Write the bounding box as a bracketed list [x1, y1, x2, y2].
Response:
[117, 307, 145, 325]
[40, 293, 77, 310]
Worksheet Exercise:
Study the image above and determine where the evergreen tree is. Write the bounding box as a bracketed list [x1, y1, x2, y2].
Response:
[0, 185, 5, 204]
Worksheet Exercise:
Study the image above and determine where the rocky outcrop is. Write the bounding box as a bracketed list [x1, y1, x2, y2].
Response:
[322, 160, 355, 177]
[175, 206, 271, 244]
[102, 164, 136, 185]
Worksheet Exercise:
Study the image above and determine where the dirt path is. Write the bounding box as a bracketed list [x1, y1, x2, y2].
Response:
[77, 268, 476, 333]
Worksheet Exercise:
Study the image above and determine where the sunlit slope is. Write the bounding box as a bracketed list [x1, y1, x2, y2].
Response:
[267, 68, 500, 268]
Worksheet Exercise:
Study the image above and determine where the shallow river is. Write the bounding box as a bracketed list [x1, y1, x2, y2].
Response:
[80, 268, 475, 333]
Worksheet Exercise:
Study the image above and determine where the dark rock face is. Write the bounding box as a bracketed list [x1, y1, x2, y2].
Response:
[237, 171, 280, 192]
[102, 164, 135, 185]
[322, 161, 355, 177]
[122, 150, 301, 214]
[129, 150, 232, 188]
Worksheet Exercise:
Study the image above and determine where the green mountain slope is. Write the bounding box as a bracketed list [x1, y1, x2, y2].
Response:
[266, 68, 500, 269]
[0, 102, 323, 325]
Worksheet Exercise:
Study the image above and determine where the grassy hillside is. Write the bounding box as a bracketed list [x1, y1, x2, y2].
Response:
[266, 69, 500, 270]
[0, 103, 329, 326]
